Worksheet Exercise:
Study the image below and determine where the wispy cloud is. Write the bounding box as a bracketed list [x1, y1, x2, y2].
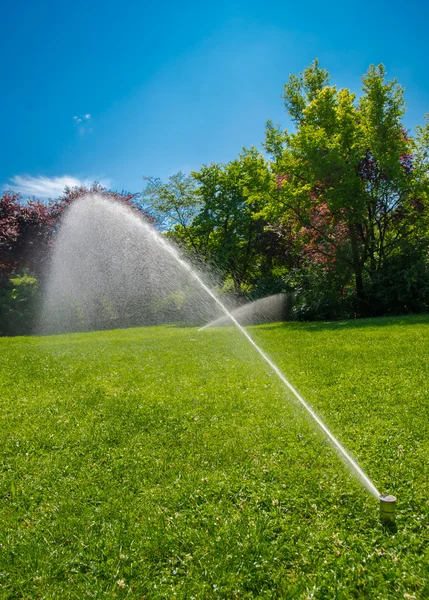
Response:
[6, 175, 111, 199]
[73, 113, 93, 135]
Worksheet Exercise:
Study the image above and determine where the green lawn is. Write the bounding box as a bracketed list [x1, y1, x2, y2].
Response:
[1, 315, 428, 599]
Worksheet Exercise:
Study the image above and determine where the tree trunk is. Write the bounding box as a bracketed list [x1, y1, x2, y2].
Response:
[349, 226, 368, 316]
[355, 269, 367, 316]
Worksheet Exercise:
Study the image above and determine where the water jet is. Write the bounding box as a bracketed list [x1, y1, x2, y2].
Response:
[42, 194, 385, 509]
[199, 293, 288, 330]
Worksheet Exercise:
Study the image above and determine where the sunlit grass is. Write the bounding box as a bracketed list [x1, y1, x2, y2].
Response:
[1, 315, 428, 598]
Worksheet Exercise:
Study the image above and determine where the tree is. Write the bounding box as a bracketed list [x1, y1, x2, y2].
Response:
[0, 191, 54, 277]
[262, 60, 429, 315]
[0, 184, 146, 279]
[187, 149, 287, 296]
[142, 171, 200, 243]
[0, 184, 149, 335]
[50, 183, 143, 224]
[0, 192, 22, 276]
[141, 156, 299, 299]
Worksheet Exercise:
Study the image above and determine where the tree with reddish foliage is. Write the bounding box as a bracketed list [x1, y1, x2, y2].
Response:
[49, 183, 142, 222]
[0, 192, 21, 275]
[0, 184, 151, 335]
[0, 183, 148, 279]
[0, 192, 54, 277]
[295, 201, 349, 267]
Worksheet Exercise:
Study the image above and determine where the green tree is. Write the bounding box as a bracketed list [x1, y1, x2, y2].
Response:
[143, 154, 292, 297]
[142, 171, 201, 248]
[189, 149, 285, 296]
[262, 60, 428, 315]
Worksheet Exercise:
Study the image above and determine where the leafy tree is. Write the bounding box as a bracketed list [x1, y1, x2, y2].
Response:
[141, 171, 201, 253]
[0, 191, 54, 278]
[262, 60, 429, 315]
[0, 184, 145, 280]
[142, 171, 200, 230]
[0, 192, 22, 276]
[50, 183, 144, 225]
[188, 149, 286, 296]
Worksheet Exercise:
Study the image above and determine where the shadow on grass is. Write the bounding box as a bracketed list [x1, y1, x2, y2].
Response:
[255, 313, 429, 333]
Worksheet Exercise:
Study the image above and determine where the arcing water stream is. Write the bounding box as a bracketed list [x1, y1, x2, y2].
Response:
[148, 217, 381, 499]
[42, 195, 381, 499]
[199, 293, 288, 330]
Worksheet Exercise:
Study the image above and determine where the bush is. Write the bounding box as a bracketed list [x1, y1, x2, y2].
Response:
[365, 246, 429, 315]
[290, 245, 429, 321]
[290, 265, 356, 321]
[0, 273, 39, 336]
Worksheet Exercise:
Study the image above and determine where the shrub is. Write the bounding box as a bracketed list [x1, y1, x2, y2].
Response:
[0, 273, 39, 336]
[365, 246, 429, 315]
[290, 265, 356, 321]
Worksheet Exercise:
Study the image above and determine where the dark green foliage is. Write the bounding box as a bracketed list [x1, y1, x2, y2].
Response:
[288, 265, 357, 321]
[365, 244, 429, 315]
[0, 273, 39, 336]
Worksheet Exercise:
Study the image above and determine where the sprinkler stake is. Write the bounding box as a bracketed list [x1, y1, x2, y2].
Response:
[379, 494, 396, 525]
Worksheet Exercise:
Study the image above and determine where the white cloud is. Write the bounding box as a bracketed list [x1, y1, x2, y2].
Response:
[6, 175, 111, 199]
[73, 113, 92, 134]
[73, 113, 91, 124]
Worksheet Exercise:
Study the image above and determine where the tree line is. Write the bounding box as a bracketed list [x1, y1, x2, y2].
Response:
[142, 61, 429, 320]
[0, 185, 149, 335]
[1, 61, 428, 335]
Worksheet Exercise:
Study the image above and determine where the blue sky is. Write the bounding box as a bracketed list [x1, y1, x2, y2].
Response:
[2, 0, 428, 199]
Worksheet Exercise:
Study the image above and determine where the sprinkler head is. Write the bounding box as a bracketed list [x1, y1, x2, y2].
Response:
[379, 494, 396, 525]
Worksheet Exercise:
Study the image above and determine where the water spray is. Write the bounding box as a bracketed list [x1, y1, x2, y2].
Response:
[144, 222, 381, 492]
[199, 293, 287, 331]
[139, 218, 396, 521]
[45, 196, 394, 521]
